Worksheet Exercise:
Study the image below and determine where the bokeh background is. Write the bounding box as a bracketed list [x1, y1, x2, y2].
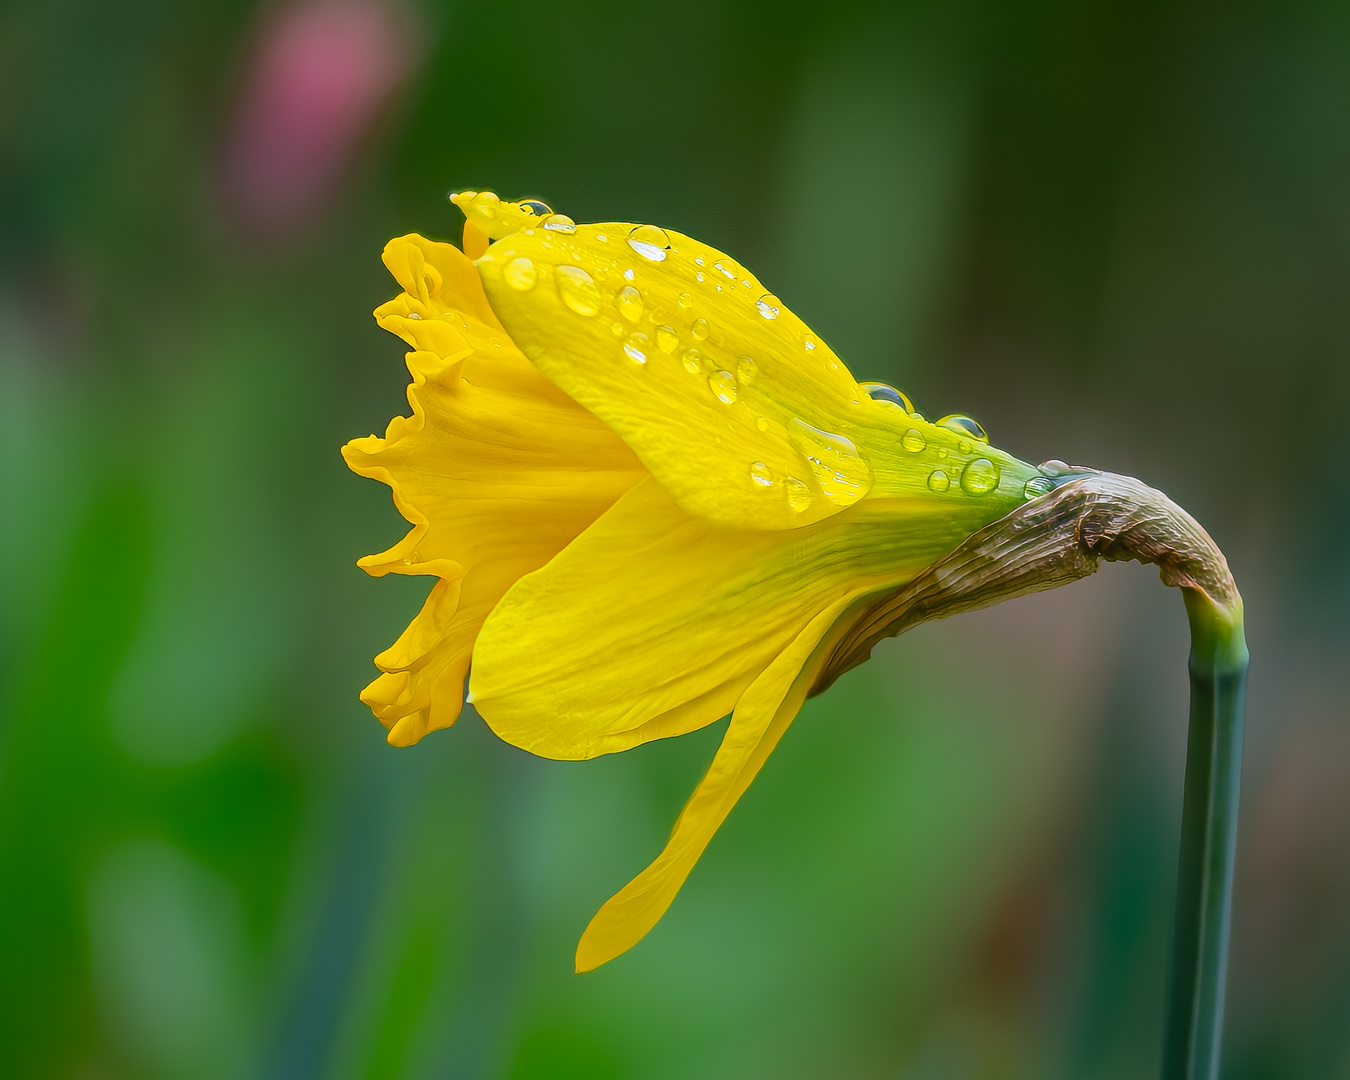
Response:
[3, 0, 1349, 1076]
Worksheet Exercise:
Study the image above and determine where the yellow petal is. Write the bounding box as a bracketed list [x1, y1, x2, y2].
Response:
[462, 220, 490, 260]
[343, 235, 647, 745]
[471, 220, 867, 531]
[574, 590, 862, 972]
[470, 471, 1006, 760]
[468, 202, 1041, 534]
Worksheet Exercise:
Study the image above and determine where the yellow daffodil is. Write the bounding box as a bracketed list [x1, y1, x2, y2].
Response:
[344, 191, 1055, 971]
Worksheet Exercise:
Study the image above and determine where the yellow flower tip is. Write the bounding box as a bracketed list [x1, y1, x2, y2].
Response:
[452, 188, 559, 244]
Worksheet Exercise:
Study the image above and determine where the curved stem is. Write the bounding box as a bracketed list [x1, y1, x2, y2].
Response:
[1162, 592, 1248, 1080]
[808, 471, 1247, 1078]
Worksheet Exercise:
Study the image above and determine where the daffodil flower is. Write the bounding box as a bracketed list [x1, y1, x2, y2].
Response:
[342, 192, 1235, 979]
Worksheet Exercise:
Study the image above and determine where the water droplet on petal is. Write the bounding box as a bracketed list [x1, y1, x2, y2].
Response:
[623, 268, 635, 281]
[803, 335, 817, 351]
[656, 325, 679, 353]
[750, 462, 773, 488]
[682, 349, 702, 374]
[736, 356, 757, 383]
[556, 265, 601, 316]
[755, 416, 769, 432]
[677, 292, 692, 308]
[610, 322, 624, 335]
[757, 294, 781, 320]
[691, 318, 710, 340]
[928, 470, 951, 492]
[695, 271, 706, 283]
[503, 257, 537, 291]
[623, 332, 649, 364]
[628, 225, 671, 262]
[617, 285, 643, 322]
[1039, 459, 1071, 476]
[901, 428, 926, 453]
[1024, 475, 1056, 499]
[709, 370, 738, 404]
[519, 199, 552, 216]
[939, 414, 989, 442]
[407, 312, 422, 320]
[790, 419, 872, 506]
[960, 458, 1000, 495]
[542, 213, 576, 233]
[785, 477, 812, 513]
[958, 440, 971, 454]
[861, 382, 914, 413]
[713, 259, 736, 279]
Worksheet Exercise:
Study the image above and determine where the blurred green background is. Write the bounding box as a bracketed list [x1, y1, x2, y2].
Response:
[3, 0, 1348, 1076]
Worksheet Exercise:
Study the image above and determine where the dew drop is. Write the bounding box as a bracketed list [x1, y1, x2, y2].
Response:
[677, 292, 693, 308]
[750, 462, 774, 488]
[789, 419, 872, 506]
[623, 332, 650, 365]
[736, 356, 758, 383]
[694, 256, 705, 266]
[936, 447, 948, 459]
[960, 457, 1000, 495]
[803, 335, 817, 351]
[713, 259, 736, 279]
[1024, 475, 1056, 499]
[928, 470, 951, 492]
[542, 213, 576, 233]
[556, 266, 601, 316]
[610, 321, 624, 336]
[695, 271, 706, 283]
[861, 382, 914, 413]
[757, 294, 781, 320]
[628, 224, 671, 262]
[471, 191, 500, 217]
[691, 318, 710, 340]
[709, 370, 738, 404]
[785, 477, 812, 513]
[755, 416, 769, 432]
[407, 312, 422, 320]
[682, 349, 701, 374]
[938, 414, 989, 443]
[503, 257, 537, 291]
[958, 440, 971, 454]
[901, 428, 926, 453]
[1039, 459, 1071, 477]
[623, 268, 635, 281]
[519, 199, 552, 216]
[656, 325, 679, 354]
[617, 285, 644, 323]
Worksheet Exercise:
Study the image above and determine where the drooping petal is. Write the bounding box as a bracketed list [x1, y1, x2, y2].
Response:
[469, 473, 1008, 760]
[465, 198, 1041, 533]
[573, 590, 865, 972]
[343, 234, 647, 745]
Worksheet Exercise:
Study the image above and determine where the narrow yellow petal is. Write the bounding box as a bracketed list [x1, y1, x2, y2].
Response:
[574, 591, 860, 972]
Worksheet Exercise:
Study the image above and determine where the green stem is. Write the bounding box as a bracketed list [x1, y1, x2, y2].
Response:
[1161, 591, 1248, 1080]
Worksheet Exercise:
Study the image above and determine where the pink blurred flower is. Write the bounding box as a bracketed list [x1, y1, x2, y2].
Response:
[220, 0, 415, 240]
